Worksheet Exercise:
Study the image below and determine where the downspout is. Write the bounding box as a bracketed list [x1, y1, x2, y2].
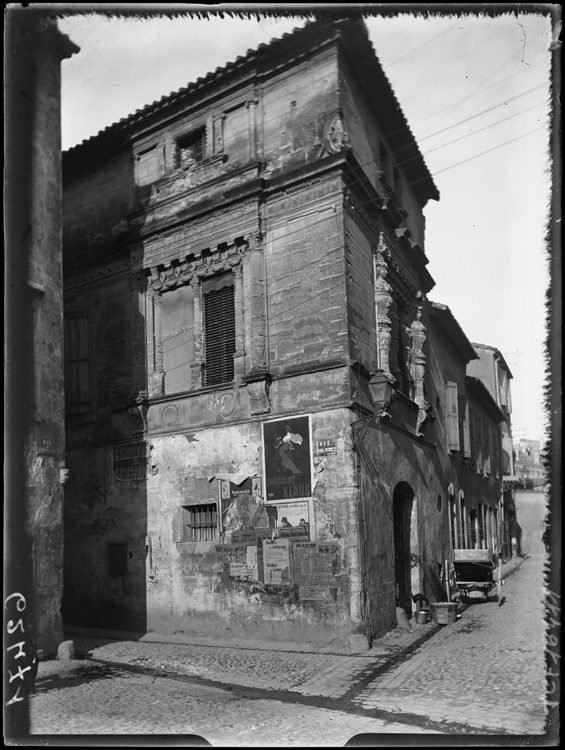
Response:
[347, 460, 364, 647]
[348, 412, 375, 653]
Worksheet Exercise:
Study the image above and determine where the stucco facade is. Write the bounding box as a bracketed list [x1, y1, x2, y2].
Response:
[61, 19, 508, 651]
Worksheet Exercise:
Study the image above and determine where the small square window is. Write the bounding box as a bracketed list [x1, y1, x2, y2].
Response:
[177, 130, 205, 169]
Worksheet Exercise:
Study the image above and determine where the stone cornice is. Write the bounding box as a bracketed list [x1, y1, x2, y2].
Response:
[129, 195, 259, 250]
[64, 258, 131, 292]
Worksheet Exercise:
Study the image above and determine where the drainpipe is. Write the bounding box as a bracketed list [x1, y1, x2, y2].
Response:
[347, 484, 364, 642]
[348, 413, 374, 653]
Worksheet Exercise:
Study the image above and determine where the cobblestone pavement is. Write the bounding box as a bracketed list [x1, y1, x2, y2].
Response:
[28, 554, 547, 743]
[29, 667, 438, 743]
[61, 635, 408, 699]
[353, 553, 548, 735]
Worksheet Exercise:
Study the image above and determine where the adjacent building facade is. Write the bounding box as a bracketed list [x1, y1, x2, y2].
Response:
[467, 344, 517, 559]
[61, 19, 510, 651]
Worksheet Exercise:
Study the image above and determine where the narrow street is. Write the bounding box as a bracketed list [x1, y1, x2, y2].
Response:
[29, 554, 547, 744]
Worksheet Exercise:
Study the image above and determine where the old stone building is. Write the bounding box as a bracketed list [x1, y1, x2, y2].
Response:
[6, 11, 79, 664]
[61, 19, 509, 651]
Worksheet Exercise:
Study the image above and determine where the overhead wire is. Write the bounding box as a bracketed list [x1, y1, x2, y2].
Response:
[422, 101, 547, 156]
[146, 117, 546, 376]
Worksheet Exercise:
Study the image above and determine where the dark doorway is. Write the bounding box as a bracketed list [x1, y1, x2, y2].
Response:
[393, 482, 415, 616]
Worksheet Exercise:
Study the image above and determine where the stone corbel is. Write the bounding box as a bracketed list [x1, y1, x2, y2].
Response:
[244, 374, 272, 416]
[127, 396, 149, 435]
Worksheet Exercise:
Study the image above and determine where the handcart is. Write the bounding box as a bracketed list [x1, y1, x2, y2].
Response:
[452, 549, 503, 603]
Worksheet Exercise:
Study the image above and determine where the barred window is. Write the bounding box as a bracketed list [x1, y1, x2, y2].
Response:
[173, 504, 218, 543]
[203, 273, 236, 387]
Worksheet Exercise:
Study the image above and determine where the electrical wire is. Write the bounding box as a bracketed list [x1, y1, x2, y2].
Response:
[422, 101, 547, 156]
[417, 83, 547, 143]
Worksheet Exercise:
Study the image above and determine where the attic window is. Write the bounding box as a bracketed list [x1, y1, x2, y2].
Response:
[177, 130, 205, 169]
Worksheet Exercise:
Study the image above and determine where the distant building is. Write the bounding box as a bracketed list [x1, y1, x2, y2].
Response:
[61, 18, 510, 651]
[513, 438, 546, 488]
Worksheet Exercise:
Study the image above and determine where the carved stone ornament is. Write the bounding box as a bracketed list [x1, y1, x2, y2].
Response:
[324, 112, 350, 154]
[149, 369, 165, 398]
[209, 387, 241, 421]
[246, 379, 271, 416]
[374, 255, 394, 378]
[410, 300, 430, 435]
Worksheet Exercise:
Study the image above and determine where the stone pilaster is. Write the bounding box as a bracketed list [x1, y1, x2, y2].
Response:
[149, 291, 165, 397]
[232, 260, 246, 382]
[129, 270, 147, 401]
[246, 234, 268, 376]
[190, 275, 204, 389]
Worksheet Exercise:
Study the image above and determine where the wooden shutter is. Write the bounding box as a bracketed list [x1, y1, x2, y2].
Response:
[65, 314, 90, 413]
[475, 411, 483, 473]
[446, 382, 460, 452]
[469, 406, 476, 468]
[172, 506, 186, 543]
[483, 418, 491, 475]
[203, 274, 236, 386]
[458, 396, 471, 458]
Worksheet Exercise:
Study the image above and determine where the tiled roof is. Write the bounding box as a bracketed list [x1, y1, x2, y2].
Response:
[64, 19, 326, 156]
[63, 17, 438, 201]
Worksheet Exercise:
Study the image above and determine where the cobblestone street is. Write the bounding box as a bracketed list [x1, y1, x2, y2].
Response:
[354, 552, 547, 734]
[29, 554, 548, 744]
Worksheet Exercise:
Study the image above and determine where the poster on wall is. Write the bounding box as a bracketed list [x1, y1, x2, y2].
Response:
[263, 538, 291, 586]
[272, 500, 311, 541]
[262, 415, 312, 503]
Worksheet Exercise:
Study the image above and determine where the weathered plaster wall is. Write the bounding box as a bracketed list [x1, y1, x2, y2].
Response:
[64, 407, 360, 649]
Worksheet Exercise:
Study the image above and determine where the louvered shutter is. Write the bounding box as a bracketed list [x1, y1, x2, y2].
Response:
[65, 315, 90, 414]
[446, 382, 460, 452]
[483, 418, 491, 475]
[475, 411, 483, 473]
[203, 274, 236, 386]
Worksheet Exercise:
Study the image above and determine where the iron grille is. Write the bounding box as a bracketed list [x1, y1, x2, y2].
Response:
[186, 504, 218, 542]
[203, 284, 236, 386]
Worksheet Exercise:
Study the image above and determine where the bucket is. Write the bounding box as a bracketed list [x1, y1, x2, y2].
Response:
[414, 610, 430, 625]
[430, 602, 458, 625]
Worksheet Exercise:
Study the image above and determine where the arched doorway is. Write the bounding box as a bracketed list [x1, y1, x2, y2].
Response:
[393, 482, 418, 616]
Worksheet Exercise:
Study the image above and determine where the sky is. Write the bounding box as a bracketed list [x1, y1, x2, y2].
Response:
[56, 5, 554, 443]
